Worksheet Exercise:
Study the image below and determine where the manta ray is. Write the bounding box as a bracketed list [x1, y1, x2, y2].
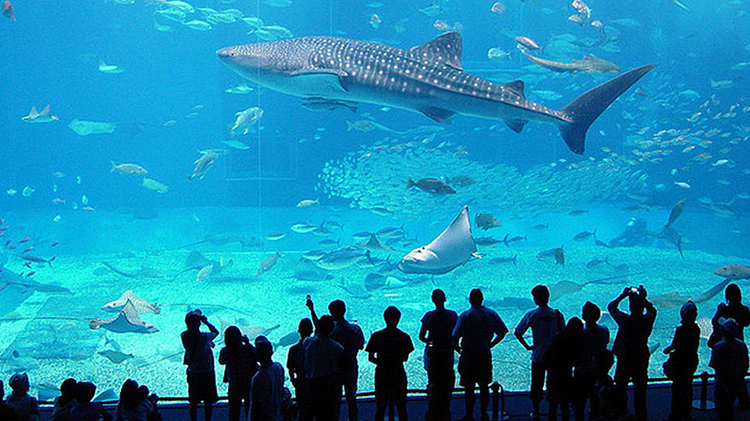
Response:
[398, 205, 477, 275]
[101, 290, 160, 315]
[89, 300, 158, 334]
[21, 105, 59, 123]
[217, 32, 654, 154]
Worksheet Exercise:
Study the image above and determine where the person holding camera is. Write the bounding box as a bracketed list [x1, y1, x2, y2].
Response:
[607, 286, 656, 421]
[181, 309, 220, 421]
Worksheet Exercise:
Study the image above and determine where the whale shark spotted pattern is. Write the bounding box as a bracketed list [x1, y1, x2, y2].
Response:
[217, 32, 654, 154]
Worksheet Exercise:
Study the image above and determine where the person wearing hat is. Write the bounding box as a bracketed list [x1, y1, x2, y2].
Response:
[419, 289, 458, 421]
[0, 379, 20, 420]
[663, 300, 700, 421]
[5, 373, 40, 421]
[710, 318, 749, 421]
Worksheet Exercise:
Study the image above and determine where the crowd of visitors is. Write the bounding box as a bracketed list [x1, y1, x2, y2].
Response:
[3, 283, 750, 421]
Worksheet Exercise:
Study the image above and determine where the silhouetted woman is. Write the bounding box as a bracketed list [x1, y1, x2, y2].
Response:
[663, 300, 699, 421]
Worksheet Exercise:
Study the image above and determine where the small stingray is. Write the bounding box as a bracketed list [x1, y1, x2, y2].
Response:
[102, 262, 163, 279]
[89, 300, 158, 334]
[650, 291, 690, 309]
[549, 272, 641, 301]
[101, 290, 160, 314]
[357, 234, 393, 251]
[98, 349, 134, 364]
[338, 277, 372, 299]
[68, 119, 117, 136]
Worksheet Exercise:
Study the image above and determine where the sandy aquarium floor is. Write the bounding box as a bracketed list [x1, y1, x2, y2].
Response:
[0, 241, 745, 399]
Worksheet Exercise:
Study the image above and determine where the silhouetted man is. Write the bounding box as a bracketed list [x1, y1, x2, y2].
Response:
[608, 286, 656, 421]
[308, 297, 365, 421]
[299, 315, 345, 421]
[420, 289, 458, 421]
[367, 306, 414, 421]
[515, 285, 565, 421]
[709, 283, 750, 408]
[453, 289, 508, 421]
[287, 318, 314, 408]
[710, 318, 749, 421]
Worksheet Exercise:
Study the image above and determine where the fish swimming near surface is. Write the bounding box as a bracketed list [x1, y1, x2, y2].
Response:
[406, 177, 456, 195]
[102, 290, 160, 314]
[217, 32, 654, 154]
[398, 205, 478, 275]
[520, 50, 621, 74]
[665, 198, 687, 229]
[89, 300, 158, 334]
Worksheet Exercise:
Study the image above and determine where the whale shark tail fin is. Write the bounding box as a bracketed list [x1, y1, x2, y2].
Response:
[559, 64, 655, 155]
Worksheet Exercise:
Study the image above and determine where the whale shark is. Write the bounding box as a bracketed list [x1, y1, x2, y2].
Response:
[398, 205, 477, 275]
[217, 32, 654, 154]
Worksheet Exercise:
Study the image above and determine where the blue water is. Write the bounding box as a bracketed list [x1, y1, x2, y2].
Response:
[1, 0, 750, 399]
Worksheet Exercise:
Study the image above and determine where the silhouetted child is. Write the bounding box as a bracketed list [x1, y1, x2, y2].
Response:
[0, 379, 19, 421]
[366, 306, 414, 421]
[608, 286, 656, 421]
[50, 378, 77, 421]
[115, 379, 158, 421]
[70, 382, 113, 421]
[573, 302, 610, 421]
[5, 373, 40, 421]
[710, 318, 749, 421]
[515, 285, 565, 421]
[544, 317, 584, 421]
[419, 289, 458, 421]
[287, 318, 313, 407]
[595, 383, 633, 421]
[251, 336, 285, 421]
[181, 309, 219, 421]
[592, 349, 615, 416]
[663, 300, 699, 421]
[220, 326, 258, 421]
[709, 283, 750, 408]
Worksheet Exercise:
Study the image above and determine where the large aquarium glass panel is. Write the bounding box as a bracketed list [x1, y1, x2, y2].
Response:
[1, 0, 749, 400]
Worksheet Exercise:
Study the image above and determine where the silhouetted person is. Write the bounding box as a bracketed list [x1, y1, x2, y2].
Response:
[0, 380, 20, 421]
[367, 306, 415, 421]
[115, 379, 158, 421]
[220, 326, 259, 421]
[287, 318, 314, 409]
[573, 302, 610, 421]
[453, 288, 509, 421]
[70, 382, 113, 421]
[299, 314, 346, 421]
[544, 317, 584, 421]
[595, 383, 633, 421]
[307, 296, 364, 421]
[662, 300, 699, 421]
[709, 283, 750, 408]
[181, 309, 219, 421]
[419, 289, 458, 421]
[50, 378, 77, 421]
[251, 336, 285, 421]
[710, 318, 749, 421]
[608, 286, 656, 421]
[515, 285, 565, 421]
[5, 373, 39, 421]
[592, 349, 616, 416]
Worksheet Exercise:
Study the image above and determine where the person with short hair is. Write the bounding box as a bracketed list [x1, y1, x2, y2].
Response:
[608, 286, 656, 421]
[663, 300, 699, 421]
[50, 378, 77, 421]
[307, 296, 364, 421]
[515, 285, 565, 421]
[419, 289, 458, 421]
[220, 325, 258, 421]
[299, 314, 346, 421]
[70, 382, 113, 421]
[5, 373, 40, 421]
[115, 379, 158, 421]
[453, 289, 509, 421]
[181, 309, 220, 421]
[367, 306, 414, 421]
[287, 318, 314, 409]
[710, 318, 749, 421]
[251, 336, 285, 421]
[0, 380, 20, 421]
[709, 283, 750, 408]
[543, 317, 584, 421]
[572, 301, 610, 421]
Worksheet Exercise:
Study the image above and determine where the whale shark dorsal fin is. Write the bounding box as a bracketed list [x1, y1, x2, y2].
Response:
[410, 32, 463, 71]
[39, 105, 51, 117]
[504, 80, 525, 100]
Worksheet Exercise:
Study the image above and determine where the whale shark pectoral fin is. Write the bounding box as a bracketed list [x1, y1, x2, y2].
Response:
[289, 68, 352, 92]
[505, 119, 528, 133]
[419, 106, 456, 123]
